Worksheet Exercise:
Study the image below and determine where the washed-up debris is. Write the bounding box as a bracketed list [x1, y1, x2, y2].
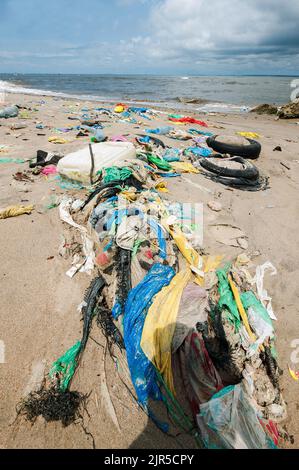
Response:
[17, 99, 288, 449]
[278, 101, 299, 119]
[250, 104, 278, 115]
[237, 132, 261, 139]
[169, 116, 208, 127]
[207, 135, 262, 160]
[288, 366, 299, 382]
[0, 204, 34, 219]
[13, 172, 34, 183]
[17, 387, 86, 427]
[41, 165, 57, 176]
[30, 150, 64, 168]
[48, 136, 70, 144]
[11, 123, 28, 130]
[0, 145, 10, 153]
[280, 161, 290, 171]
[0, 105, 19, 119]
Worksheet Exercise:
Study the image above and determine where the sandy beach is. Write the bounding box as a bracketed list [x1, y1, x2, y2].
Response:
[0, 91, 299, 449]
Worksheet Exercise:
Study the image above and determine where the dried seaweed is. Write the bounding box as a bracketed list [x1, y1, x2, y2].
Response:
[114, 247, 132, 317]
[96, 302, 124, 350]
[17, 387, 86, 427]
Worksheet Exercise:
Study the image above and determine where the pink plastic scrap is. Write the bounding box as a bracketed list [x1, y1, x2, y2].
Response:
[42, 165, 57, 176]
[110, 135, 129, 142]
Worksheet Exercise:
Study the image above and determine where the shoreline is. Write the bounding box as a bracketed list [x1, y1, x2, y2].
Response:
[3, 77, 284, 114]
[1, 88, 252, 115]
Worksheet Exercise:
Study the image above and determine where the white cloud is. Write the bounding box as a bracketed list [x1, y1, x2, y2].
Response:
[144, 0, 299, 69]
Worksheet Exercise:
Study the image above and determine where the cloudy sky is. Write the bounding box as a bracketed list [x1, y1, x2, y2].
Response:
[0, 0, 298, 75]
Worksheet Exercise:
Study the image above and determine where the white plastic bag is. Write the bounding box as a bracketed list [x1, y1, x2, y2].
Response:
[197, 384, 276, 449]
[57, 142, 136, 183]
[253, 262, 277, 321]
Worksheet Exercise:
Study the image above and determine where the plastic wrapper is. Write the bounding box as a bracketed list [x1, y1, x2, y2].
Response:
[197, 384, 276, 449]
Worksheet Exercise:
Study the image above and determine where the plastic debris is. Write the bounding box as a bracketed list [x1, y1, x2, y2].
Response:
[48, 136, 70, 144]
[253, 262, 278, 321]
[197, 384, 277, 449]
[0, 204, 34, 219]
[41, 165, 57, 176]
[0, 105, 19, 118]
[237, 132, 261, 139]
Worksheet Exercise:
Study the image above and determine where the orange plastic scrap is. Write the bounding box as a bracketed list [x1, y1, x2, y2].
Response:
[228, 275, 256, 341]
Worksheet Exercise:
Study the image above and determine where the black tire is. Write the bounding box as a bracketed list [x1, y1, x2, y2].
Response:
[199, 169, 269, 191]
[199, 156, 259, 180]
[207, 136, 261, 159]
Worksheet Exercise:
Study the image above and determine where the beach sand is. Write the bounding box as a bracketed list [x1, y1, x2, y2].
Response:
[0, 92, 299, 449]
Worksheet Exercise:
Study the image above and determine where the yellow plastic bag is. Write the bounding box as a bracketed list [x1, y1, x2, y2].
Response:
[48, 136, 69, 144]
[141, 269, 192, 394]
[115, 105, 125, 113]
[155, 181, 168, 193]
[228, 275, 256, 341]
[171, 162, 199, 174]
[0, 204, 34, 219]
[237, 132, 261, 139]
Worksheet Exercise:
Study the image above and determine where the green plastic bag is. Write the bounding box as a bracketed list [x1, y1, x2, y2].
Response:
[103, 166, 132, 184]
[49, 341, 82, 391]
[241, 291, 273, 329]
[147, 154, 172, 171]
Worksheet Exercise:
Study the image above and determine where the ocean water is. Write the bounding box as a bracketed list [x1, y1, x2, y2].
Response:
[0, 74, 296, 113]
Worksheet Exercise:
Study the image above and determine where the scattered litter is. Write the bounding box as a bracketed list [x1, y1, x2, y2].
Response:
[0, 204, 34, 219]
[288, 366, 299, 382]
[14, 97, 288, 450]
[280, 161, 290, 171]
[0, 105, 19, 119]
[13, 172, 34, 183]
[0, 158, 25, 164]
[41, 165, 57, 176]
[48, 136, 70, 144]
[0, 145, 10, 153]
[237, 132, 261, 139]
[253, 262, 277, 321]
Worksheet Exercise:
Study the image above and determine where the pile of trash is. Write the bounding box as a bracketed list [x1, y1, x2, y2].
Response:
[18, 126, 287, 449]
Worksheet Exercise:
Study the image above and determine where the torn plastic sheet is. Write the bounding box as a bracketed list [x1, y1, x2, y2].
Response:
[123, 263, 175, 430]
[59, 197, 95, 276]
[241, 291, 274, 357]
[253, 262, 278, 321]
[197, 384, 277, 449]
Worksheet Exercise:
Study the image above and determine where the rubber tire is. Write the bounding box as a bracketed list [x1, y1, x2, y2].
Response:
[199, 169, 267, 190]
[207, 136, 261, 159]
[199, 156, 259, 180]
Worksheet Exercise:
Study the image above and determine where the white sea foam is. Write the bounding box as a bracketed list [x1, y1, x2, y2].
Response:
[0, 80, 110, 102]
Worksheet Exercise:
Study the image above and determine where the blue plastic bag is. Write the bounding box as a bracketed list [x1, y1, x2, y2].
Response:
[123, 263, 175, 429]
